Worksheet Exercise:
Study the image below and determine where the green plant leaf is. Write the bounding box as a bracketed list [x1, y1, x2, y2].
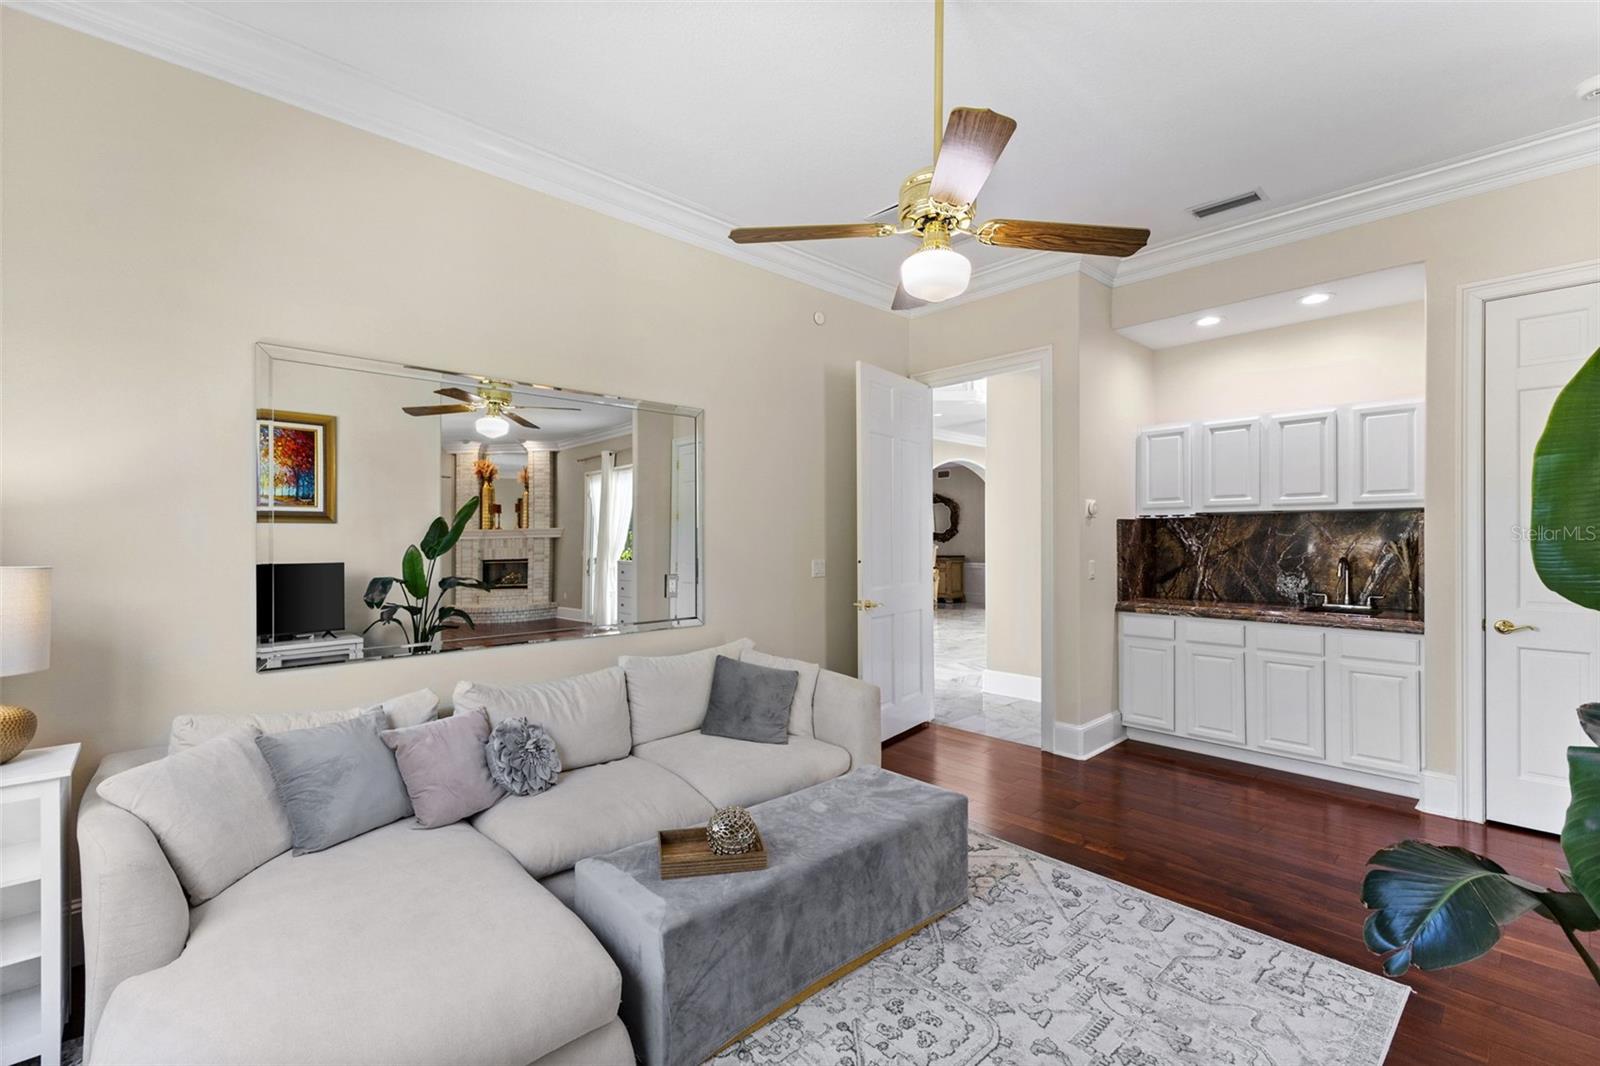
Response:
[436, 497, 480, 557]
[402, 545, 427, 600]
[418, 517, 451, 560]
[1530, 347, 1600, 611]
[437, 606, 476, 630]
[1562, 745, 1600, 921]
[1580, 703, 1600, 746]
[1361, 841, 1541, 975]
[439, 576, 489, 592]
[363, 577, 396, 609]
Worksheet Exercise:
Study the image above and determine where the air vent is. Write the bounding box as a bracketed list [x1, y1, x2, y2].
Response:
[1190, 190, 1264, 219]
[936, 469, 951, 479]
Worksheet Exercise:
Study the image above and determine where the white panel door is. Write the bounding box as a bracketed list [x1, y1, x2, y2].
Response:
[1199, 417, 1262, 510]
[1485, 282, 1600, 832]
[1343, 401, 1425, 507]
[1180, 645, 1248, 746]
[1264, 408, 1338, 508]
[1249, 651, 1326, 759]
[856, 362, 934, 742]
[1135, 423, 1195, 514]
[1334, 659, 1421, 777]
[1118, 638, 1176, 731]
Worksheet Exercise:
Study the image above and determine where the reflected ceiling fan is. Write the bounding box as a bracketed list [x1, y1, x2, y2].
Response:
[403, 384, 580, 439]
[729, 0, 1150, 310]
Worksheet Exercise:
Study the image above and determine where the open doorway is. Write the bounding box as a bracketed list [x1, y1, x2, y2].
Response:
[928, 368, 1044, 748]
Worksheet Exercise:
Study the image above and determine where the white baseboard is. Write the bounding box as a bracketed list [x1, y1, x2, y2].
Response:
[1053, 712, 1125, 760]
[1124, 727, 1422, 799]
[555, 607, 588, 622]
[982, 669, 1041, 702]
[1415, 771, 1462, 819]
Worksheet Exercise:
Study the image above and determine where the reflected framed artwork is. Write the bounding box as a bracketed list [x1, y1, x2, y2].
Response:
[256, 409, 337, 523]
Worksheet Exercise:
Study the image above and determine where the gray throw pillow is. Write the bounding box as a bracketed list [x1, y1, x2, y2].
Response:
[699, 654, 798, 745]
[381, 708, 504, 828]
[255, 710, 413, 854]
[484, 717, 562, 796]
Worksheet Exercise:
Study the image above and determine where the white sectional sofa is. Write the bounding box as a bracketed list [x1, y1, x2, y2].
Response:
[77, 641, 881, 1065]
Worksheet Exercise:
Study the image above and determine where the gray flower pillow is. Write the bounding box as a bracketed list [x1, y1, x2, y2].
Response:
[485, 717, 561, 796]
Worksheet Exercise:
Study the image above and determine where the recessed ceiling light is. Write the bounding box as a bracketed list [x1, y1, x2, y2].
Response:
[1195, 315, 1223, 328]
[1299, 292, 1333, 306]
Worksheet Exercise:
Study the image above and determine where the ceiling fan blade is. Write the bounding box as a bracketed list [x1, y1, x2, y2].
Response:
[504, 412, 540, 430]
[436, 386, 483, 404]
[929, 107, 1017, 207]
[729, 223, 895, 244]
[976, 220, 1151, 257]
[891, 283, 927, 312]
[402, 404, 475, 416]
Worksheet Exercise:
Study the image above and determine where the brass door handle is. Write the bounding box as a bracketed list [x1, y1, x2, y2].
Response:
[1493, 619, 1537, 635]
[853, 599, 882, 611]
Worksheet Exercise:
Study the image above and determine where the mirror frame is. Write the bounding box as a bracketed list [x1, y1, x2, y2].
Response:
[255, 341, 707, 669]
[932, 492, 961, 544]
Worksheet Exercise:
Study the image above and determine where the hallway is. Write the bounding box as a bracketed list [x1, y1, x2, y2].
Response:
[932, 604, 1041, 747]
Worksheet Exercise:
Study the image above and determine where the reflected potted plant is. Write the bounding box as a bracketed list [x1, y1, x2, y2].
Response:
[1362, 348, 1600, 988]
[363, 498, 490, 653]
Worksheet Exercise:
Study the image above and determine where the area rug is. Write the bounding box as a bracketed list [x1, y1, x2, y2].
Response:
[713, 833, 1408, 1065]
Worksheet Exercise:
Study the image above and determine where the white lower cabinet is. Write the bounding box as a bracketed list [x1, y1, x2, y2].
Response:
[1118, 613, 1421, 792]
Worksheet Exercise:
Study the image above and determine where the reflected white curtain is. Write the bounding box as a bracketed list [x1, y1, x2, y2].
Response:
[596, 458, 634, 627]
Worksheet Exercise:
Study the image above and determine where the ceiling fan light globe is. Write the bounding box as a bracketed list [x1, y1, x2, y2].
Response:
[900, 246, 971, 303]
[475, 413, 511, 439]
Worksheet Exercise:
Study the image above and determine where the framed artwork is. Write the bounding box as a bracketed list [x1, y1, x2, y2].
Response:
[256, 409, 337, 523]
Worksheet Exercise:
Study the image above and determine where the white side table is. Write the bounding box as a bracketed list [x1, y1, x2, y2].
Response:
[0, 743, 79, 1066]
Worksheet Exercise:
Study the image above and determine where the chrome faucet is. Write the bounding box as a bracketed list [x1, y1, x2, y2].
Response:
[1337, 556, 1352, 606]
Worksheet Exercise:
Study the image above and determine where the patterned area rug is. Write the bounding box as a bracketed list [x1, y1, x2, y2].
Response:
[713, 833, 1407, 1065]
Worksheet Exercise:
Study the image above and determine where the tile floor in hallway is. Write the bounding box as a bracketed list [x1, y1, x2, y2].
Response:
[932, 604, 1041, 747]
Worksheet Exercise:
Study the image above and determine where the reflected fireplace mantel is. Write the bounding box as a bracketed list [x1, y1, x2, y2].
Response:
[461, 527, 564, 540]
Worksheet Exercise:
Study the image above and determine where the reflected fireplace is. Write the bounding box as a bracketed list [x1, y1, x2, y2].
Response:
[482, 559, 529, 589]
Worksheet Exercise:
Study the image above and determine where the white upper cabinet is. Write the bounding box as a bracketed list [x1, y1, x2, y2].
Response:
[1135, 423, 1195, 515]
[1198, 417, 1262, 510]
[1264, 408, 1339, 508]
[1342, 401, 1425, 507]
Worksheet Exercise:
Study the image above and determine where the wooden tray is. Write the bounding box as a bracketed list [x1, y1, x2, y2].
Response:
[659, 826, 767, 879]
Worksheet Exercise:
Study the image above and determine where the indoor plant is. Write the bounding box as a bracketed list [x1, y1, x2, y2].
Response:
[363, 497, 490, 652]
[1362, 347, 1600, 988]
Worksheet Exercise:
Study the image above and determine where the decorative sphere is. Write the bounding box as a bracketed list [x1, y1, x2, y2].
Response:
[706, 806, 759, 856]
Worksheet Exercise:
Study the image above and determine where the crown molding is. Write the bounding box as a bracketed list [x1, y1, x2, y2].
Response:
[1112, 121, 1600, 287]
[14, 2, 1599, 311]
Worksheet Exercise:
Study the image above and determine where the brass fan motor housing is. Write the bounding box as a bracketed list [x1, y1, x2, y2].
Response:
[898, 167, 975, 236]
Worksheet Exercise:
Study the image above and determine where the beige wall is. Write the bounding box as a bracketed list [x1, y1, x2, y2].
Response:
[932, 439, 987, 470]
[932, 464, 984, 561]
[983, 369, 1042, 678]
[1115, 165, 1600, 773]
[0, 13, 907, 794]
[1076, 277, 1155, 723]
[551, 434, 633, 614]
[1151, 302, 1425, 424]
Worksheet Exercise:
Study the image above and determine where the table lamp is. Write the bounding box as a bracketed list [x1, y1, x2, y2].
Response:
[0, 566, 51, 763]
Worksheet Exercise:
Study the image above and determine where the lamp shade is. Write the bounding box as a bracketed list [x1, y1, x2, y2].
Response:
[1, 566, 52, 677]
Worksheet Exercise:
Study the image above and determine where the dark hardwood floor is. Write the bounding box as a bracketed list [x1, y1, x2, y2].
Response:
[883, 723, 1599, 1065]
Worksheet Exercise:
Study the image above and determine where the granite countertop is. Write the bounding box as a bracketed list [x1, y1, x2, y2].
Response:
[1116, 598, 1424, 634]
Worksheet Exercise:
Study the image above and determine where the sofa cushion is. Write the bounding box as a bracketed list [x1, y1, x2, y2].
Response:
[472, 756, 713, 879]
[452, 667, 630, 770]
[619, 638, 754, 745]
[168, 689, 439, 754]
[95, 730, 290, 905]
[90, 821, 621, 1066]
[700, 655, 796, 745]
[382, 709, 504, 828]
[632, 732, 851, 808]
[255, 711, 413, 854]
[741, 648, 821, 737]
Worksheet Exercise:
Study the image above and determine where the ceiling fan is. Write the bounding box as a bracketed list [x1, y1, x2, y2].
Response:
[402, 383, 580, 440]
[728, 0, 1150, 310]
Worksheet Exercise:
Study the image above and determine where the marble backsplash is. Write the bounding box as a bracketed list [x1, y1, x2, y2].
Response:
[1117, 510, 1424, 614]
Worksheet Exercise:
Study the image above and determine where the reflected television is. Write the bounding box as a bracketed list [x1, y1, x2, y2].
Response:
[257, 562, 344, 641]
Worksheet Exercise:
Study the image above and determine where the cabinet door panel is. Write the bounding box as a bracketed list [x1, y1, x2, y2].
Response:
[1265, 409, 1338, 508]
[1250, 651, 1326, 759]
[1120, 638, 1176, 731]
[1135, 424, 1194, 515]
[1181, 645, 1247, 746]
[1334, 659, 1421, 775]
[1344, 401, 1425, 507]
[1199, 418, 1262, 510]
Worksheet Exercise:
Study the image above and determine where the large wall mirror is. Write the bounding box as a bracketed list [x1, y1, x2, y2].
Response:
[255, 343, 703, 671]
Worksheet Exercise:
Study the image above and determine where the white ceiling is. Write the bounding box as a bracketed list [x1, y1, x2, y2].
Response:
[432, 387, 631, 450]
[21, 2, 1600, 310]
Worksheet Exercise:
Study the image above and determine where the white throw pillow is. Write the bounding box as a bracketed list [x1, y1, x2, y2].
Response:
[741, 648, 822, 737]
[167, 689, 440, 754]
[619, 638, 755, 745]
[452, 667, 632, 770]
[96, 729, 292, 905]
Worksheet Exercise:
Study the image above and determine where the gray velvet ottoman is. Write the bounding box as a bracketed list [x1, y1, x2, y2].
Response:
[572, 766, 968, 1066]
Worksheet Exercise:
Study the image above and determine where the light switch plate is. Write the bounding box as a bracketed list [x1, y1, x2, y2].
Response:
[810, 559, 826, 578]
